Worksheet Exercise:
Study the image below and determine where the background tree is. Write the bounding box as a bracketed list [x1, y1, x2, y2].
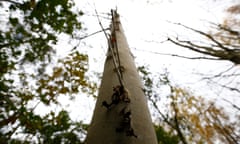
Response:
[0, 0, 96, 143]
[165, 3, 240, 106]
[166, 3, 240, 65]
[139, 67, 240, 144]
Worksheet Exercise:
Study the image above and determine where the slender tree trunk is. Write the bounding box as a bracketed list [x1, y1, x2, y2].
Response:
[85, 10, 158, 144]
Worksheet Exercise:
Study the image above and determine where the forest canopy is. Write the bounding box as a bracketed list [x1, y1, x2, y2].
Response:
[0, 0, 239, 143]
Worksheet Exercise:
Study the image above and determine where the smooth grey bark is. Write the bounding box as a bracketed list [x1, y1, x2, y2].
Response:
[85, 10, 158, 144]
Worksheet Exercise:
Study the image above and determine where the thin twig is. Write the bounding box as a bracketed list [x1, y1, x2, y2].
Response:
[134, 48, 220, 60]
[75, 29, 109, 40]
[201, 65, 235, 80]
[171, 22, 230, 51]
[222, 98, 240, 111]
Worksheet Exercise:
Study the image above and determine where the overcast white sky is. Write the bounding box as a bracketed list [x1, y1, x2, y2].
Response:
[44, 0, 240, 123]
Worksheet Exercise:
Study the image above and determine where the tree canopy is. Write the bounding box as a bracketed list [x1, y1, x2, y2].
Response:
[0, 0, 95, 143]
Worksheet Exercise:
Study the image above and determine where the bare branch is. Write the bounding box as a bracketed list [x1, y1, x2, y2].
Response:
[0, 0, 21, 5]
[176, 38, 220, 54]
[167, 37, 223, 58]
[218, 24, 240, 36]
[134, 48, 220, 60]
[167, 22, 240, 64]
[208, 79, 240, 93]
[173, 22, 231, 51]
[220, 84, 240, 93]
[201, 65, 235, 80]
[75, 28, 109, 41]
[223, 99, 240, 111]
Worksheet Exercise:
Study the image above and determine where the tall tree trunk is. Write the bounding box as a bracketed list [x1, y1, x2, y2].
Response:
[85, 10, 158, 144]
